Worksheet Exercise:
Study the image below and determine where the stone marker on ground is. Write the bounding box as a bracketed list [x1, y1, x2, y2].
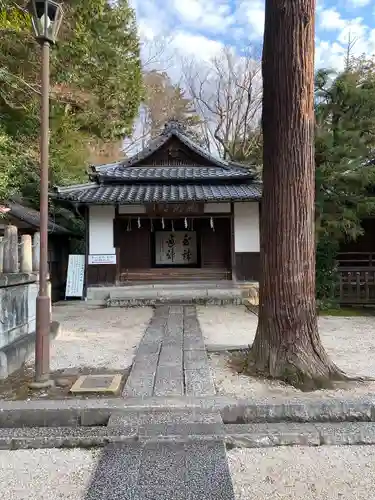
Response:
[70, 374, 123, 395]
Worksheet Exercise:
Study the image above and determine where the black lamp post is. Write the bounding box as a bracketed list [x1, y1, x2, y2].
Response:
[28, 0, 63, 388]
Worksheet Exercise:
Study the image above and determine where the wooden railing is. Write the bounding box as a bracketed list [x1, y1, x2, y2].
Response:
[337, 252, 375, 267]
[337, 267, 375, 304]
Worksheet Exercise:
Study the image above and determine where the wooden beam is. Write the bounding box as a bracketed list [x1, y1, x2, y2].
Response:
[230, 202, 236, 282]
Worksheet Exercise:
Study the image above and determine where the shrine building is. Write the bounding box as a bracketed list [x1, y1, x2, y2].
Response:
[52, 121, 262, 294]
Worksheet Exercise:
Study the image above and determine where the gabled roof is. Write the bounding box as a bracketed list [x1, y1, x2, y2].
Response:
[52, 120, 261, 205]
[91, 121, 238, 173]
[3, 202, 71, 235]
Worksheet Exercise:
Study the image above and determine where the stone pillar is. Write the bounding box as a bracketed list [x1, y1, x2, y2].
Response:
[3, 225, 18, 273]
[32, 232, 40, 273]
[0, 237, 3, 274]
[20, 234, 33, 273]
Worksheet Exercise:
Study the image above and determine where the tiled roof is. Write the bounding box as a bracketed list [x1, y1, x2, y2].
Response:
[90, 122, 255, 174]
[92, 121, 231, 171]
[6, 202, 71, 234]
[53, 183, 262, 204]
[95, 165, 253, 182]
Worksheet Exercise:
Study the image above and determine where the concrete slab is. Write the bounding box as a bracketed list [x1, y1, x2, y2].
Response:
[185, 441, 235, 499]
[184, 350, 209, 370]
[183, 337, 206, 350]
[122, 368, 156, 398]
[136, 441, 187, 499]
[158, 345, 183, 367]
[85, 443, 142, 500]
[154, 366, 184, 397]
[185, 368, 216, 397]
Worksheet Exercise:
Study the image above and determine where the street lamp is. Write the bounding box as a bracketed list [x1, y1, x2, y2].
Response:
[28, 0, 63, 388]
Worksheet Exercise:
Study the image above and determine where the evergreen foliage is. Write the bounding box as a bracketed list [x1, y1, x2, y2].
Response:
[0, 0, 142, 207]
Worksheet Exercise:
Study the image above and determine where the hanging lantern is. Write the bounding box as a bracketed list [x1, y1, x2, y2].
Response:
[126, 218, 131, 231]
[150, 219, 154, 232]
[191, 218, 194, 230]
[184, 217, 188, 229]
[137, 217, 141, 229]
[210, 217, 215, 231]
[171, 219, 175, 232]
[162, 217, 165, 229]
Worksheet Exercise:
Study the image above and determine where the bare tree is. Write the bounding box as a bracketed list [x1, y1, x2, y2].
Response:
[141, 34, 175, 72]
[181, 47, 262, 159]
[123, 70, 200, 153]
[344, 31, 360, 71]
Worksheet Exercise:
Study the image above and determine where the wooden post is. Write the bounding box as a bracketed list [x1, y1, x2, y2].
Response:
[3, 225, 18, 273]
[32, 232, 40, 272]
[20, 234, 33, 273]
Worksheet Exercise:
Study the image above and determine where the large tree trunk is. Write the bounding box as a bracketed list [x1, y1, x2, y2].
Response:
[248, 0, 344, 389]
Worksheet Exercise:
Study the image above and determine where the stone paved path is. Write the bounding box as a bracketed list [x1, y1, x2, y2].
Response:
[86, 306, 235, 499]
[123, 305, 216, 398]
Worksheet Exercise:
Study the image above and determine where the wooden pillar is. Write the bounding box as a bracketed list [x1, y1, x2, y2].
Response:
[83, 206, 89, 297]
[3, 225, 18, 273]
[230, 203, 237, 283]
[114, 205, 120, 285]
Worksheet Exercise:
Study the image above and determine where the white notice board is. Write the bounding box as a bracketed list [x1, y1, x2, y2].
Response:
[65, 254, 85, 298]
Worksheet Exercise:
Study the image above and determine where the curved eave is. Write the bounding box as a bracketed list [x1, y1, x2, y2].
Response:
[51, 183, 262, 205]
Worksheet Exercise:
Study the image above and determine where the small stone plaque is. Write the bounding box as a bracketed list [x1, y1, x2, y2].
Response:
[70, 374, 122, 394]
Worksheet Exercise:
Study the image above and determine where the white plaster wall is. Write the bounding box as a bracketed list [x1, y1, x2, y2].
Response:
[89, 206, 115, 255]
[234, 202, 260, 252]
[204, 202, 231, 213]
[118, 205, 146, 214]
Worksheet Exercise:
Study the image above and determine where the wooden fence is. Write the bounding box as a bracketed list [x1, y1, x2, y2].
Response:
[337, 267, 375, 304]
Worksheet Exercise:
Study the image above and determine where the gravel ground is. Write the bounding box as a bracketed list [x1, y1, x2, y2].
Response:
[227, 446, 375, 500]
[28, 304, 153, 371]
[0, 448, 99, 499]
[197, 305, 375, 399]
[197, 305, 256, 347]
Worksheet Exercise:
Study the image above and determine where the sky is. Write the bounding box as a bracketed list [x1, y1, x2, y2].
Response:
[130, 0, 375, 71]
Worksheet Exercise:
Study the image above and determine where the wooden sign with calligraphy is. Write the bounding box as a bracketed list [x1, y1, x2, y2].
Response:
[147, 202, 203, 216]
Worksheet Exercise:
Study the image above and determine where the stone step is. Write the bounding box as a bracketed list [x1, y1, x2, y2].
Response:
[3, 422, 375, 452]
[109, 287, 242, 299]
[108, 409, 222, 427]
[108, 297, 243, 307]
[107, 288, 243, 306]
[117, 281, 236, 289]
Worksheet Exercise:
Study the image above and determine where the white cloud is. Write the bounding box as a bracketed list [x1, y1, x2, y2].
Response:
[172, 0, 233, 33]
[315, 40, 346, 71]
[319, 8, 346, 30]
[130, 0, 375, 74]
[235, 0, 265, 40]
[173, 32, 224, 60]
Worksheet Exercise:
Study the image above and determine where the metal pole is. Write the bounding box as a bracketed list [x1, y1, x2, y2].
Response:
[31, 40, 52, 387]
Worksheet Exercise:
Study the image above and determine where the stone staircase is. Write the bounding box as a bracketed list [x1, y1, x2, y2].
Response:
[87, 281, 252, 307]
